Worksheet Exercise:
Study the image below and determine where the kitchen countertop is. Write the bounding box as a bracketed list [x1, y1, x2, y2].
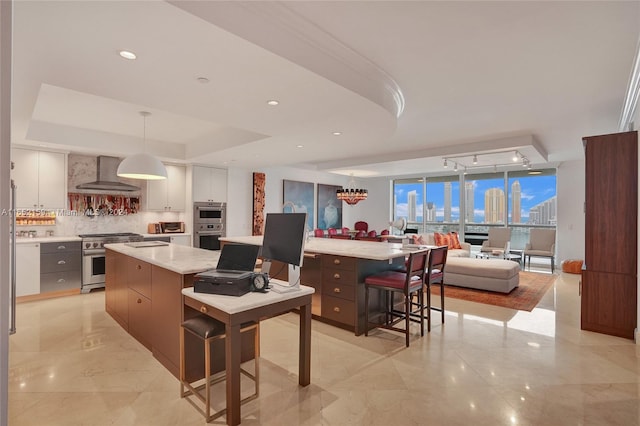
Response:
[16, 233, 191, 245]
[221, 235, 416, 261]
[105, 242, 219, 275]
[16, 236, 82, 244]
[140, 233, 191, 238]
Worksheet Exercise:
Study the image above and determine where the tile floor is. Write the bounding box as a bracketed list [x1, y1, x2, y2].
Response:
[8, 271, 640, 426]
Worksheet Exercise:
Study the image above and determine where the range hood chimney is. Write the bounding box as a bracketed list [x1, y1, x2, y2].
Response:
[76, 156, 140, 192]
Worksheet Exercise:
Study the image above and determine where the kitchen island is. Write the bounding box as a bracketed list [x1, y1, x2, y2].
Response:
[104, 243, 256, 379]
[222, 236, 413, 335]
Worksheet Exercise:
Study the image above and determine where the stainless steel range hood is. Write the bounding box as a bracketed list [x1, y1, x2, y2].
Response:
[76, 156, 140, 192]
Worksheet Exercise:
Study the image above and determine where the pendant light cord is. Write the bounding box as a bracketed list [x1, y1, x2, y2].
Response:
[140, 111, 150, 154]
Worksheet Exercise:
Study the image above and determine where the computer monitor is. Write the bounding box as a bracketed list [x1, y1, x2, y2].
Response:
[261, 212, 307, 292]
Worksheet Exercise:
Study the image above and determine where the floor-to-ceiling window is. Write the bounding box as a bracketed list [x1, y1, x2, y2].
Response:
[392, 169, 556, 244]
[393, 176, 461, 234]
[463, 171, 506, 238]
[393, 177, 424, 232]
[507, 169, 557, 249]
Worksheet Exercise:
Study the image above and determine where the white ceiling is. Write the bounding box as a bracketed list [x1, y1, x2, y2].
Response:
[11, 1, 640, 178]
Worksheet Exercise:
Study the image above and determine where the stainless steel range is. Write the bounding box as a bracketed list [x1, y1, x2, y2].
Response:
[79, 232, 143, 293]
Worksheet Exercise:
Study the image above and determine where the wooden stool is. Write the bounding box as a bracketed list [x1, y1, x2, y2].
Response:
[179, 315, 259, 421]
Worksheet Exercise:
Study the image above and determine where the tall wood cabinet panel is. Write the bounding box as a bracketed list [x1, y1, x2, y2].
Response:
[581, 131, 637, 339]
[581, 271, 637, 337]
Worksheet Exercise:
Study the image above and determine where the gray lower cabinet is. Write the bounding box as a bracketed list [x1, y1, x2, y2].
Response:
[40, 241, 81, 293]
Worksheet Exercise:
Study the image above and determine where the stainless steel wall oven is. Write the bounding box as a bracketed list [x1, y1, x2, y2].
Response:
[193, 202, 226, 250]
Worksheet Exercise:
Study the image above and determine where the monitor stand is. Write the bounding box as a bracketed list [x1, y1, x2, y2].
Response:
[262, 261, 301, 293]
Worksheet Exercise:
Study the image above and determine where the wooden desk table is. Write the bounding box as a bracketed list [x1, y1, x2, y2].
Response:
[182, 283, 315, 426]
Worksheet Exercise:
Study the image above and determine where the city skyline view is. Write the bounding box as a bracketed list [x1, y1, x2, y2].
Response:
[394, 174, 557, 225]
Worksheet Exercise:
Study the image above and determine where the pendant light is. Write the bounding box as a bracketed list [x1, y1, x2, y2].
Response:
[117, 111, 168, 180]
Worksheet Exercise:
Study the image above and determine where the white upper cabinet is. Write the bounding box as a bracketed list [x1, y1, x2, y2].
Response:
[192, 166, 227, 203]
[146, 164, 186, 211]
[12, 148, 66, 210]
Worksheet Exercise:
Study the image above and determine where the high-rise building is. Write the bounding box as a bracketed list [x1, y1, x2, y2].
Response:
[425, 202, 436, 221]
[465, 182, 474, 223]
[485, 188, 506, 223]
[511, 180, 521, 223]
[528, 196, 557, 225]
[407, 190, 417, 222]
[444, 182, 452, 222]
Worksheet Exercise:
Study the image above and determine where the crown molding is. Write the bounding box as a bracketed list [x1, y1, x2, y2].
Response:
[619, 35, 640, 131]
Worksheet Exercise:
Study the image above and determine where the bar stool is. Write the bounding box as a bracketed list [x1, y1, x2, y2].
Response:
[179, 315, 259, 422]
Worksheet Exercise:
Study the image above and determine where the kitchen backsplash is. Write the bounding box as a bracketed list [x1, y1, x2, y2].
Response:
[55, 210, 185, 236]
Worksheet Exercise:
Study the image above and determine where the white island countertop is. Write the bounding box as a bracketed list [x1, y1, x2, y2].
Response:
[221, 235, 416, 261]
[105, 242, 220, 275]
[182, 281, 314, 314]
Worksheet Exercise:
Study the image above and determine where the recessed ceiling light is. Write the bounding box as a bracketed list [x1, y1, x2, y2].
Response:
[332, 131, 342, 136]
[266, 100, 279, 106]
[119, 50, 137, 60]
[296, 145, 303, 148]
[196, 77, 209, 84]
[528, 170, 542, 175]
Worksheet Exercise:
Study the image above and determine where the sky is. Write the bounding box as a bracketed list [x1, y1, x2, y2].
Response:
[394, 175, 557, 223]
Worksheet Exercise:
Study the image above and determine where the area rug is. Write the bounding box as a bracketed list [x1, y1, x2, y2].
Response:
[431, 271, 556, 312]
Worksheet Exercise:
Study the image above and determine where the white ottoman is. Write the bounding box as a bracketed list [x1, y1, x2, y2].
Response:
[444, 257, 520, 293]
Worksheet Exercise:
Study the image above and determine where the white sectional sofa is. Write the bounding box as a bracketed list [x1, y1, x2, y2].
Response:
[444, 257, 520, 293]
[408, 233, 520, 293]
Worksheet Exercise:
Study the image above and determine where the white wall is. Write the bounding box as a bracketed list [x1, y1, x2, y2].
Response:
[556, 160, 586, 263]
[225, 167, 253, 237]
[224, 166, 351, 236]
[346, 177, 392, 233]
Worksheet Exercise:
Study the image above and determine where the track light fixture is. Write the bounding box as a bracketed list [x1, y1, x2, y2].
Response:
[442, 149, 538, 173]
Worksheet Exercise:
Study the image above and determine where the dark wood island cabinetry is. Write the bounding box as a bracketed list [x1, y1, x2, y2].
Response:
[223, 236, 407, 335]
[105, 245, 239, 378]
[106, 248, 197, 376]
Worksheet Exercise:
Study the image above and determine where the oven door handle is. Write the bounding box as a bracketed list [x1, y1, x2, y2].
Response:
[195, 231, 223, 235]
[84, 249, 106, 256]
